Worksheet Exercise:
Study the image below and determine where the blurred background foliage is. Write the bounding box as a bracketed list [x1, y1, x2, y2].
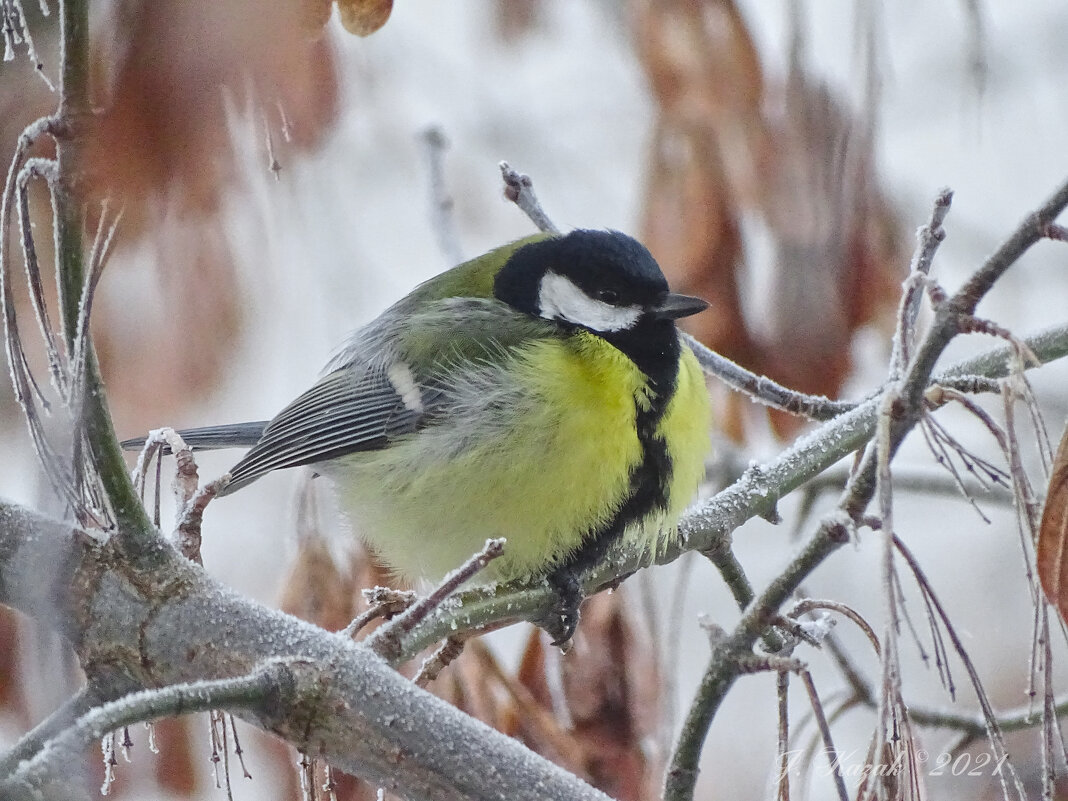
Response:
[1, 1, 1067, 799]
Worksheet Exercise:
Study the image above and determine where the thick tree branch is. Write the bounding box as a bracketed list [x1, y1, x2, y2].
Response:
[0, 502, 611, 801]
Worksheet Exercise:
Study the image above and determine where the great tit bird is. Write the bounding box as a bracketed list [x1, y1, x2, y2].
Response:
[125, 229, 711, 643]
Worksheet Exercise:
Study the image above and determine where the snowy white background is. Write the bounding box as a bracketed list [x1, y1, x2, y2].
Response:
[3, 1, 1068, 798]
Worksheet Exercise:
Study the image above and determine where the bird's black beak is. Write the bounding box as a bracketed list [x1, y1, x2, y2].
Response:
[651, 292, 709, 320]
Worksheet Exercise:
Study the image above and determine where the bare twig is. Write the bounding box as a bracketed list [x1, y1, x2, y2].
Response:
[893, 534, 1025, 800]
[422, 126, 464, 265]
[801, 463, 1013, 510]
[499, 161, 560, 236]
[366, 538, 506, 662]
[69, 201, 122, 405]
[341, 586, 417, 638]
[173, 480, 224, 564]
[413, 636, 466, 686]
[892, 187, 953, 370]
[2, 661, 302, 798]
[789, 599, 881, 656]
[798, 670, 850, 801]
[682, 333, 858, 420]
[775, 671, 791, 801]
[2, 0, 55, 89]
[663, 179, 1068, 801]
[15, 157, 64, 394]
[0, 685, 105, 778]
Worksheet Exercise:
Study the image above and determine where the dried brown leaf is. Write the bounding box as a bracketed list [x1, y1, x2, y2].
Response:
[514, 593, 662, 801]
[99, 233, 244, 436]
[755, 76, 902, 438]
[632, 0, 765, 134]
[86, 0, 339, 232]
[336, 0, 393, 36]
[278, 531, 359, 633]
[638, 118, 749, 442]
[633, 0, 904, 441]
[0, 607, 27, 724]
[302, 0, 335, 35]
[640, 121, 748, 363]
[1038, 422, 1068, 625]
[152, 718, 198, 795]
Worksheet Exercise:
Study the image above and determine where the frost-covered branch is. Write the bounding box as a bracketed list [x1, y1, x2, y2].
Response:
[0, 500, 611, 801]
[661, 180, 1068, 801]
[390, 320, 1068, 661]
[0, 686, 103, 781]
[2, 662, 302, 800]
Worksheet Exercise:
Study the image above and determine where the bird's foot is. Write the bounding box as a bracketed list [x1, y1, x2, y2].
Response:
[539, 567, 584, 648]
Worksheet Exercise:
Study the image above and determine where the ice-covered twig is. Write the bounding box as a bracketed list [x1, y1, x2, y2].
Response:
[1, 661, 303, 799]
[499, 161, 560, 236]
[366, 538, 506, 662]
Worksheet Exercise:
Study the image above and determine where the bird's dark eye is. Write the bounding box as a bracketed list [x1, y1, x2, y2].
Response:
[596, 288, 620, 304]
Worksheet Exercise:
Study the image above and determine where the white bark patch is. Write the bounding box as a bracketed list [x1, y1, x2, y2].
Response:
[537, 272, 641, 332]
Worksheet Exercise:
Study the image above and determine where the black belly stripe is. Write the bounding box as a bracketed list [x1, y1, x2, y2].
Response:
[551, 315, 685, 574]
[558, 380, 676, 574]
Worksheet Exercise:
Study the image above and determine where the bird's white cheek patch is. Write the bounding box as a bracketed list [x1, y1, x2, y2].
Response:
[387, 362, 424, 412]
[538, 272, 641, 332]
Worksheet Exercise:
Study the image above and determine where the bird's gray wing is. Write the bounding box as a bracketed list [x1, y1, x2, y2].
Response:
[220, 365, 439, 495]
[211, 300, 553, 495]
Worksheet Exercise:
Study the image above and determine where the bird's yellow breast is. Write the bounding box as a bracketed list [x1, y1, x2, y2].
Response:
[333, 333, 710, 583]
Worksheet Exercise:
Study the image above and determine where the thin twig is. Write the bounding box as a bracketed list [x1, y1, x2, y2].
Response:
[893, 187, 953, 370]
[682, 333, 858, 420]
[173, 480, 225, 565]
[801, 462, 1013, 509]
[413, 636, 466, 686]
[69, 201, 122, 405]
[341, 587, 418, 638]
[366, 538, 506, 662]
[798, 670, 850, 801]
[2, 661, 302, 797]
[229, 714, 251, 780]
[663, 179, 1068, 801]
[15, 157, 65, 396]
[789, 599, 881, 655]
[893, 534, 1025, 801]
[775, 671, 790, 801]
[0, 685, 103, 778]
[421, 126, 464, 265]
[500, 161, 560, 236]
[5, 0, 55, 89]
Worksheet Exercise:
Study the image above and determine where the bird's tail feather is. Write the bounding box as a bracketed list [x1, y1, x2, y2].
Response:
[119, 422, 268, 453]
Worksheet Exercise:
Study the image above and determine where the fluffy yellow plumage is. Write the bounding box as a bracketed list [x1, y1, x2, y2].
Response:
[332, 331, 709, 583]
[126, 229, 712, 641]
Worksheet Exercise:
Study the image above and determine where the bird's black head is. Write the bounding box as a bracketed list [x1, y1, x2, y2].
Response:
[493, 229, 707, 387]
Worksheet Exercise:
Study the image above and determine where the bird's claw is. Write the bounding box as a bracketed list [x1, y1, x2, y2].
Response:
[539, 568, 584, 647]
